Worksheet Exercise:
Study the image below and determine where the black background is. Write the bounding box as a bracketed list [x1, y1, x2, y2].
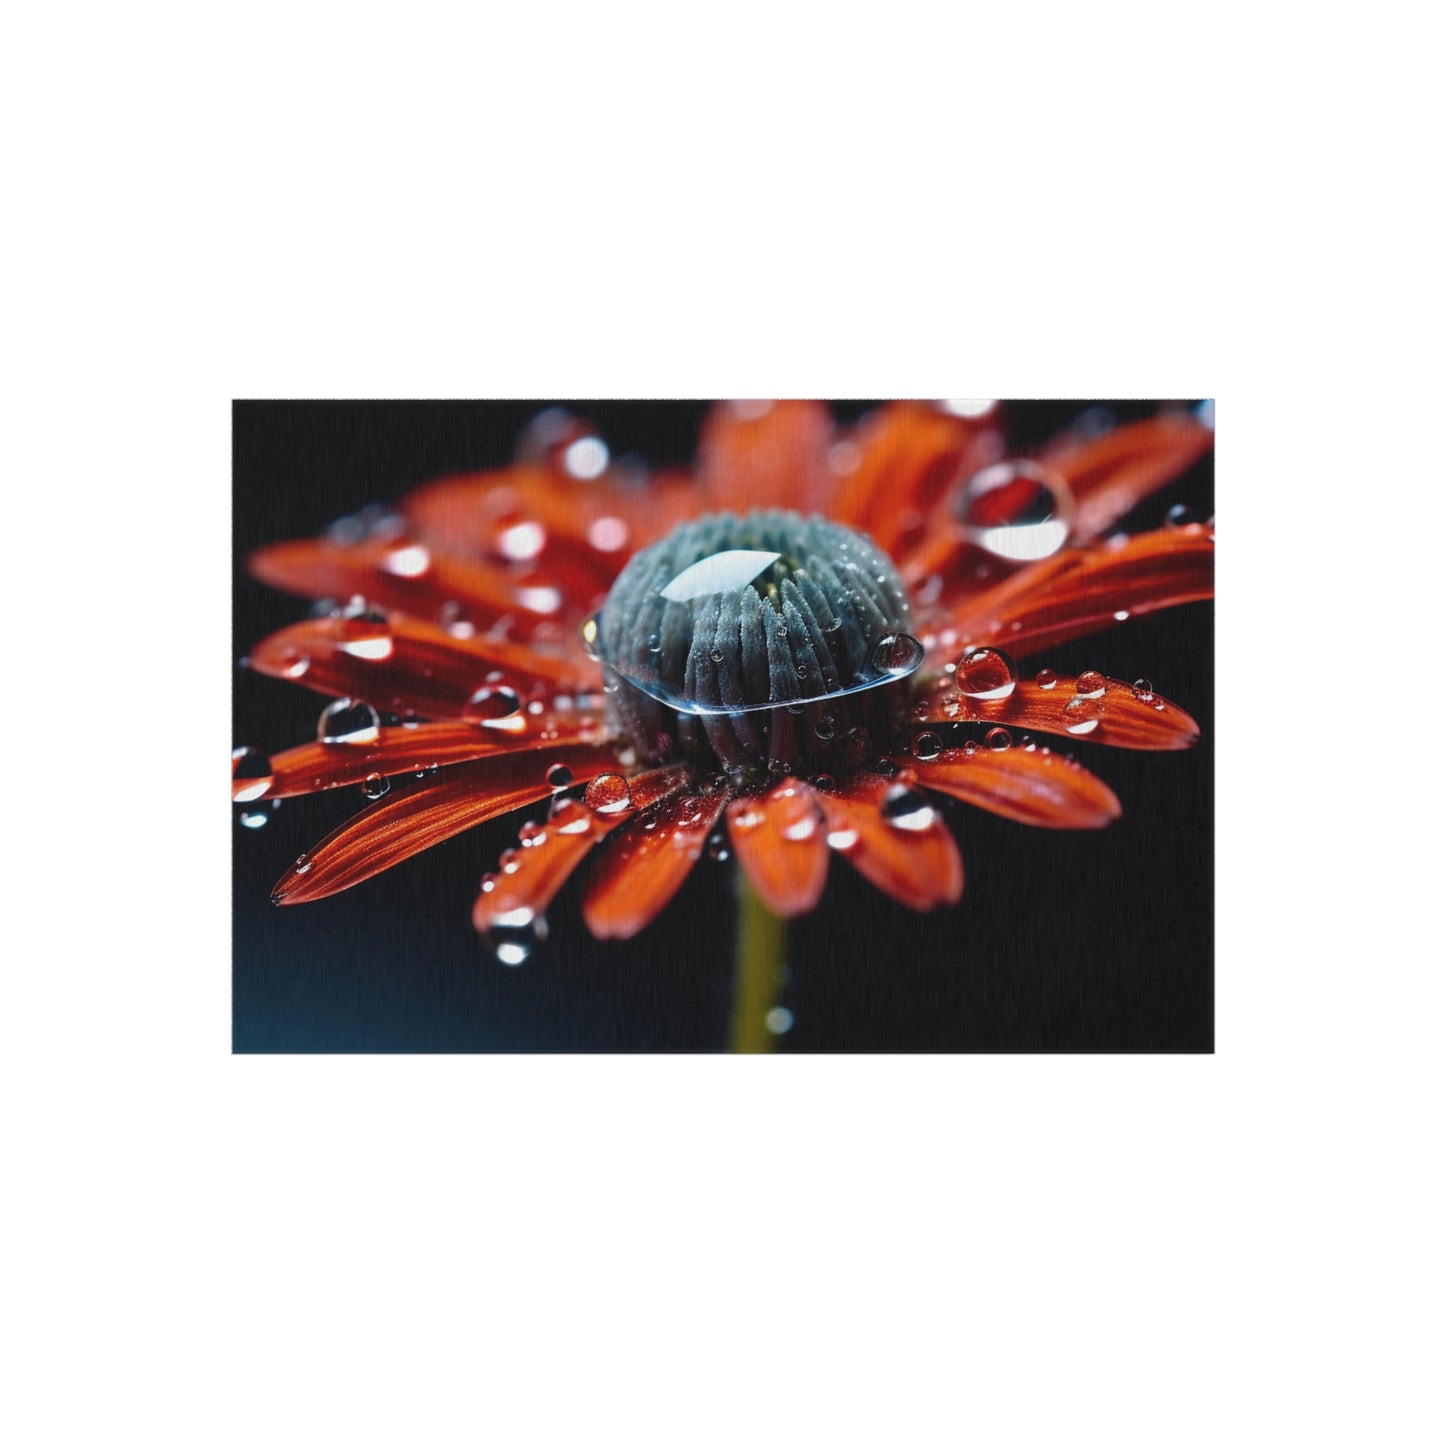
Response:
[232, 401, 1213, 1052]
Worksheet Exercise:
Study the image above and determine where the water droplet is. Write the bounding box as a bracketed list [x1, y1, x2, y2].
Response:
[1131, 678, 1156, 703]
[382, 542, 432, 577]
[277, 647, 310, 680]
[1113, 609, 1130, 622]
[956, 460, 1075, 561]
[814, 714, 836, 741]
[485, 912, 549, 966]
[961, 739, 980, 757]
[986, 726, 1012, 752]
[912, 731, 942, 760]
[238, 799, 280, 830]
[873, 632, 926, 677]
[1167, 503, 1194, 528]
[765, 1007, 794, 1035]
[881, 784, 936, 831]
[647, 632, 662, 653]
[463, 685, 524, 724]
[1076, 671, 1106, 698]
[563, 435, 609, 480]
[518, 820, 548, 848]
[496, 519, 546, 561]
[361, 771, 390, 801]
[232, 746, 274, 802]
[825, 824, 858, 851]
[293, 854, 312, 875]
[812, 773, 835, 791]
[710, 647, 725, 664]
[956, 646, 1018, 701]
[318, 698, 381, 746]
[1063, 696, 1103, 735]
[707, 831, 731, 862]
[584, 773, 632, 815]
[1035, 668, 1058, 690]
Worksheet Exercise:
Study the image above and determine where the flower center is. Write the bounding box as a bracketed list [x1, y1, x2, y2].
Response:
[591, 511, 923, 785]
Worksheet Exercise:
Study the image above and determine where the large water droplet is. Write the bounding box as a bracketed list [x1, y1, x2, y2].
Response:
[361, 771, 391, 801]
[986, 726, 1012, 752]
[463, 685, 523, 723]
[814, 714, 836, 741]
[485, 911, 549, 966]
[1063, 696, 1103, 735]
[955, 460, 1075, 562]
[334, 597, 394, 660]
[1035, 668, 1058, 690]
[1131, 678, 1156, 703]
[584, 772, 632, 815]
[881, 784, 936, 831]
[277, 647, 310, 679]
[956, 646, 1018, 701]
[232, 746, 274, 803]
[912, 731, 942, 760]
[546, 763, 574, 789]
[1075, 671, 1106, 698]
[318, 698, 380, 746]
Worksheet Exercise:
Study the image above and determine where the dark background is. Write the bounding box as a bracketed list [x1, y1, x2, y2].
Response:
[232, 401, 1213, 1052]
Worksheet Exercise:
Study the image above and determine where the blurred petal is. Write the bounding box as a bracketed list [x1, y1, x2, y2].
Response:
[913, 675, 1199, 751]
[830, 402, 1002, 557]
[929, 523, 1213, 660]
[271, 744, 617, 905]
[814, 773, 964, 911]
[248, 533, 593, 631]
[1042, 413, 1214, 542]
[697, 401, 833, 515]
[239, 717, 614, 801]
[472, 767, 691, 934]
[914, 745, 1122, 829]
[726, 781, 829, 919]
[583, 791, 727, 941]
[245, 615, 600, 718]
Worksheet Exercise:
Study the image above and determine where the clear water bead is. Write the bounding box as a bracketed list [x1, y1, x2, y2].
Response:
[1035, 668, 1058, 690]
[485, 912, 549, 966]
[463, 685, 523, 723]
[873, 632, 926, 676]
[1063, 697, 1103, 735]
[881, 785, 936, 831]
[318, 698, 381, 746]
[1075, 671, 1107, 699]
[361, 772, 390, 801]
[546, 764, 574, 789]
[955, 460, 1076, 562]
[232, 746, 274, 803]
[912, 731, 942, 761]
[956, 646, 1018, 701]
[1131, 679, 1156, 703]
[986, 726, 1012, 752]
[584, 773, 632, 815]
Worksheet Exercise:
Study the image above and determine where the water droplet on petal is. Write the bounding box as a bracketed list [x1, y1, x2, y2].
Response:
[318, 698, 381, 746]
[463, 685, 524, 723]
[293, 854, 312, 875]
[813, 714, 836, 742]
[986, 726, 1012, 752]
[1035, 668, 1058, 690]
[1076, 671, 1106, 698]
[961, 739, 980, 757]
[361, 771, 390, 801]
[825, 824, 858, 851]
[1113, 609, 1130, 622]
[485, 911, 549, 966]
[518, 820, 547, 848]
[1063, 696, 1103, 735]
[881, 784, 936, 831]
[232, 746, 275, 802]
[956, 460, 1075, 561]
[277, 647, 310, 679]
[1131, 678, 1156, 703]
[382, 543, 432, 577]
[955, 646, 1018, 701]
[546, 764, 574, 789]
[1167, 503, 1195, 528]
[584, 772, 632, 815]
[912, 731, 942, 760]
[873, 632, 926, 677]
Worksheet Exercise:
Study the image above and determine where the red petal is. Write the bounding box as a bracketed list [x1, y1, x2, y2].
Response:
[911, 745, 1121, 829]
[913, 675, 1199, 751]
[237, 717, 614, 802]
[1042, 414, 1214, 542]
[726, 781, 829, 919]
[697, 401, 834, 515]
[245, 615, 600, 718]
[271, 744, 617, 905]
[472, 767, 691, 934]
[248, 533, 594, 634]
[930, 523, 1214, 660]
[830, 402, 1002, 557]
[582, 791, 727, 941]
[813, 773, 964, 911]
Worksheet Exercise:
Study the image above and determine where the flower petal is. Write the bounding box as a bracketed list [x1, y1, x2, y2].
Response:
[244, 615, 600, 718]
[912, 745, 1121, 829]
[248, 533, 592, 632]
[472, 766, 691, 934]
[913, 675, 1199, 750]
[697, 400, 834, 515]
[813, 773, 964, 911]
[582, 791, 727, 941]
[270, 744, 618, 905]
[238, 717, 615, 802]
[928, 523, 1214, 660]
[1042, 413, 1214, 542]
[830, 402, 1002, 557]
[726, 781, 829, 919]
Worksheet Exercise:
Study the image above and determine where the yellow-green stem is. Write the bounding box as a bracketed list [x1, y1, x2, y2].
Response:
[729, 872, 787, 1053]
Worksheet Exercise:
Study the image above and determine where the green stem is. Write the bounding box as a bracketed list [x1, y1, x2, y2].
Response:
[729, 872, 787, 1053]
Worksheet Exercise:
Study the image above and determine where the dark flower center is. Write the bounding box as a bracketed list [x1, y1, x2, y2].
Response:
[592, 511, 922, 786]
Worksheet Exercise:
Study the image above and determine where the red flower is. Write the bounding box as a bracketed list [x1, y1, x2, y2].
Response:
[234, 401, 1212, 953]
